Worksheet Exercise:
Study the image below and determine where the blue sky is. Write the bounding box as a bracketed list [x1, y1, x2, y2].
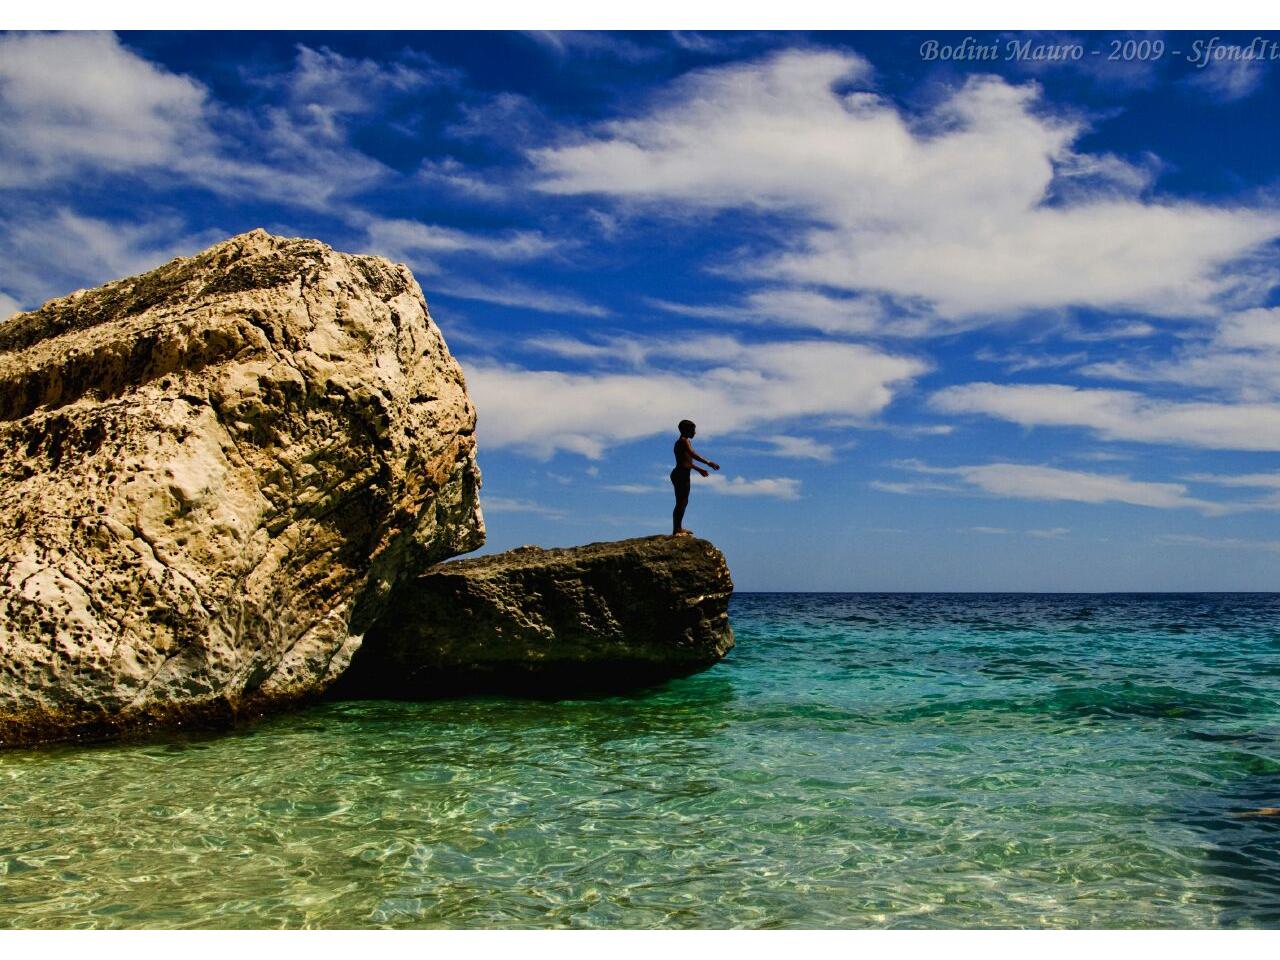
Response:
[4, 30, 1280, 590]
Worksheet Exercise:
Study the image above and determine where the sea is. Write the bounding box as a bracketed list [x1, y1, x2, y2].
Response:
[3, 592, 1280, 929]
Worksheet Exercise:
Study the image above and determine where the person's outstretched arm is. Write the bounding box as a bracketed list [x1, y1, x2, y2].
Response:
[689, 446, 720, 470]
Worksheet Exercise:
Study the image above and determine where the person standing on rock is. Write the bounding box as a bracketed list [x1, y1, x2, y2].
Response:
[671, 419, 719, 537]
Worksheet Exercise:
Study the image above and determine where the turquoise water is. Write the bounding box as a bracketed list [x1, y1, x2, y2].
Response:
[3, 593, 1280, 928]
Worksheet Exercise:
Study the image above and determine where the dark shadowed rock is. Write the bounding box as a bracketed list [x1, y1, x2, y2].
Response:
[335, 535, 734, 696]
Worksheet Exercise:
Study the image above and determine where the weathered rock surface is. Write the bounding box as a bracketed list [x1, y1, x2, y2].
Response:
[334, 535, 734, 697]
[0, 230, 484, 746]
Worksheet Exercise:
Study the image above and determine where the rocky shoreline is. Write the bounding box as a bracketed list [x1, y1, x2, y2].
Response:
[0, 232, 734, 747]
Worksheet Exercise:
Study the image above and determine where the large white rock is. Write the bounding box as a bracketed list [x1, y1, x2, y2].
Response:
[0, 230, 484, 745]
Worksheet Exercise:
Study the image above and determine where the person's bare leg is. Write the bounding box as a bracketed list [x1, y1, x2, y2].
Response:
[673, 495, 690, 536]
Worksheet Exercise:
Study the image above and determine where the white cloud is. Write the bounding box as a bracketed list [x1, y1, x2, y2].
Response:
[607, 475, 802, 499]
[434, 278, 610, 318]
[532, 49, 1280, 321]
[1050, 148, 1163, 199]
[525, 333, 650, 366]
[1080, 307, 1280, 402]
[416, 158, 510, 201]
[701, 475, 801, 499]
[1180, 471, 1280, 512]
[1187, 471, 1280, 489]
[1063, 321, 1158, 342]
[1028, 527, 1070, 539]
[0, 290, 20, 319]
[1003, 32, 1162, 93]
[0, 31, 209, 188]
[871, 479, 961, 496]
[0, 34, 447, 308]
[447, 91, 549, 145]
[965, 526, 1010, 535]
[764, 435, 837, 462]
[0, 206, 225, 308]
[975, 348, 1088, 373]
[0, 34, 426, 209]
[932, 382, 1280, 452]
[268, 44, 451, 126]
[1217, 307, 1280, 350]
[892, 459, 1225, 513]
[1156, 533, 1280, 553]
[523, 31, 660, 63]
[481, 496, 567, 519]
[464, 335, 926, 458]
[1073, 450, 1133, 462]
[669, 32, 766, 56]
[1187, 58, 1267, 103]
[365, 217, 560, 264]
[891, 424, 955, 438]
[652, 288, 891, 336]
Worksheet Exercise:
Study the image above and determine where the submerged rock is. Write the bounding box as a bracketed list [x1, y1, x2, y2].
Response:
[0, 230, 484, 746]
[335, 535, 734, 697]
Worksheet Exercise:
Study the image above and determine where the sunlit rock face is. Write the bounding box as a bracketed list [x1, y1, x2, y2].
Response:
[0, 230, 484, 746]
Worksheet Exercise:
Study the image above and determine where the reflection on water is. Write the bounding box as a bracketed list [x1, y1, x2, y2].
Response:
[3, 593, 1280, 928]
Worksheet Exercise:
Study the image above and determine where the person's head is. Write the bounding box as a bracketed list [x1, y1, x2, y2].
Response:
[678, 419, 696, 438]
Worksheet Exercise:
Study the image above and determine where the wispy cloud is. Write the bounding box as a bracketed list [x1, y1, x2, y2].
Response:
[1062, 321, 1158, 342]
[604, 483, 659, 495]
[1186, 471, 1280, 489]
[0, 289, 20, 319]
[975, 348, 1088, 373]
[870, 479, 961, 496]
[932, 382, 1280, 452]
[0, 35, 475, 226]
[890, 459, 1226, 514]
[1003, 31, 1163, 93]
[763, 435, 837, 462]
[433, 279, 610, 318]
[415, 158, 511, 201]
[1156, 533, 1280, 553]
[482, 496, 567, 519]
[446, 91, 549, 145]
[0, 206, 225, 308]
[1186, 56, 1267, 103]
[651, 288, 894, 336]
[525, 333, 650, 366]
[0, 33, 438, 208]
[523, 31, 661, 64]
[608, 474, 802, 499]
[702, 474, 801, 499]
[0, 33, 459, 304]
[889, 424, 956, 439]
[1072, 450, 1134, 462]
[1081, 307, 1280, 402]
[260, 43, 455, 122]
[364, 217, 561, 265]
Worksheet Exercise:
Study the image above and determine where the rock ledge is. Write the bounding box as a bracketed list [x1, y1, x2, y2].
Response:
[334, 535, 734, 697]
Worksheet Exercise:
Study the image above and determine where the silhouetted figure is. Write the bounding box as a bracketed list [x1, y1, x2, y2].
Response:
[671, 419, 719, 536]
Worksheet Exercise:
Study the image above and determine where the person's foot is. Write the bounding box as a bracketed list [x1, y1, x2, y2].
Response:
[672, 528, 693, 537]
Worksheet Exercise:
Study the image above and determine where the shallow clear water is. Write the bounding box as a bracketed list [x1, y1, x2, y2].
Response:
[4, 593, 1280, 928]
